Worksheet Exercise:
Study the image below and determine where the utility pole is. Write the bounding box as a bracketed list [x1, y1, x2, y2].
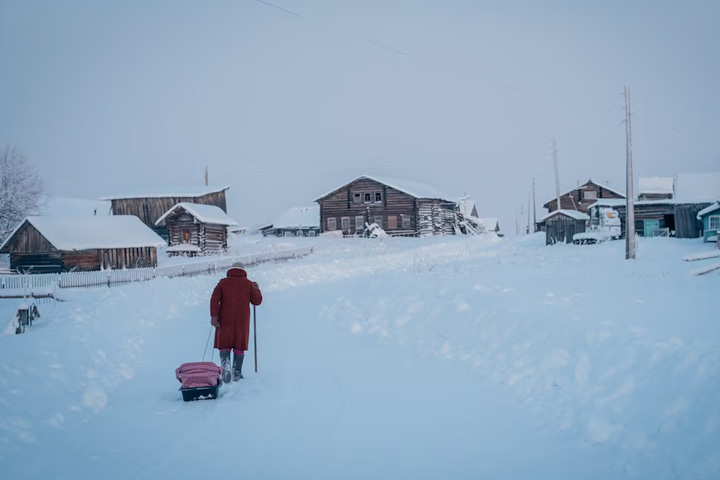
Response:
[204, 165, 209, 186]
[552, 138, 561, 212]
[520, 204, 525, 235]
[527, 190, 531, 234]
[624, 86, 636, 260]
[532, 177, 537, 232]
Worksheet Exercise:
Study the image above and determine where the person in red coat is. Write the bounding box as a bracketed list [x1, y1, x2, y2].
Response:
[210, 262, 263, 383]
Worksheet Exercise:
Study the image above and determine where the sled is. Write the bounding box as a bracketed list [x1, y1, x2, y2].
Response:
[175, 362, 224, 401]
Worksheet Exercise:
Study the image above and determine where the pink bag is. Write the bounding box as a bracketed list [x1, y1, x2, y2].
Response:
[175, 362, 223, 389]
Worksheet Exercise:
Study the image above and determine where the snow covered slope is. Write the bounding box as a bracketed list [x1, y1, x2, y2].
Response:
[1, 235, 718, 479]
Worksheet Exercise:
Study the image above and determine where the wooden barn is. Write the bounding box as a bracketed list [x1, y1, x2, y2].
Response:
[264, 206, 320, 237]
[0, 216, 166, 273]
[541, 210, 589, 245]
[543, 180, 625, 215]
[101, 186, 230, 238]
[315, 176, 458, 237]
[155, 203, 238, 255]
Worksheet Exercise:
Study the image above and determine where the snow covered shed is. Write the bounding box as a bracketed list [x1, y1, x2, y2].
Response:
[100, 186, 230, 238]
[315, 175, 458, 237]
[543, 180, 625, 216]
[0, 216, 166, 273]
[264, 206, 320, 237]
[155, 203, 238, 255]
[541, 210, 589, 245]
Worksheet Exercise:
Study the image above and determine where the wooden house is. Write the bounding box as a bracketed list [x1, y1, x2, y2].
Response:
[155, 203, 238, 255]
[541, 210, 589, 245]
[0, 216, 166, 273]
[673, 172, 720, 238]
[314, 176, 457, 237]
[543, 180, 624, 215]
[589, 199, 676, 238]
[264, 206, 320, 237]
[697, 200, 720, 243]
[101, 186, 230, 238]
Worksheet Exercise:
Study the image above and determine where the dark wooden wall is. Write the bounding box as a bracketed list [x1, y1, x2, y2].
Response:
[201, 224, 228, 254]
[1, 222, 55, 253]
[544, 182, 624, 214]
[601, 203, 703, 238]
[674, 203, 710, 239]
[110, 191, 227, 229]
[545, 216, 586, 244]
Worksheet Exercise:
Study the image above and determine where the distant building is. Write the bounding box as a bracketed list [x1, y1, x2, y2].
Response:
[264, 206, 320, 237]
[697, 200, 720, 243]
[155, 203, 238, 255]
[0, 216, 166, 273]
[541, 210, 589, 245]
[315, 175, 457, 237]
[543, 180, 625, 215]
[101, 186, 230, 238]
[637, 177, 674, 201]
[478, 218, 501, 235]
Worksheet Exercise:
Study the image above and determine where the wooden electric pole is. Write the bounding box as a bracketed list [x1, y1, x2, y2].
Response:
[532, 177, 537, 232]
[552, 138, 561, 212]
[625, 85, 636, 260]
[204, 165, 209, 186]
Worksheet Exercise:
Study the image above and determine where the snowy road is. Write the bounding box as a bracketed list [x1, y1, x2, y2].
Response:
[1, 235, 719, 479]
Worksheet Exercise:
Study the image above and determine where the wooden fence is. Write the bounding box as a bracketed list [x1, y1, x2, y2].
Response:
[0, 245, 313, 297]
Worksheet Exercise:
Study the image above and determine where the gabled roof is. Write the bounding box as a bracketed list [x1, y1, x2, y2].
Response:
[155, 203, 238, 226]
[272, 206, 320, 229]
[540, 209, 590, 222]
[697, 202, 720, 219]
[543, 180, 625, 207]
[478, 218, 499, 231]
[315, 175, 457, 203]
[458, 199, 477, 217]
[638, 177, 674, 195]
[674, 172, 720, 203]
[100, 185, 230, 201]
[0, 216, 167, 252]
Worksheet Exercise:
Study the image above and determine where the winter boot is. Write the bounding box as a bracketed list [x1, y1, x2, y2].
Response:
[233, 353, 244, 381]
[219, 350, 232, 384]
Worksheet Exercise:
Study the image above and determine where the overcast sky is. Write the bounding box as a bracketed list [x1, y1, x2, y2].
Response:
[1, 0, 718, 231]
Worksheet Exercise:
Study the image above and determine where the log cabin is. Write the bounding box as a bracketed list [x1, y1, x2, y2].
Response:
[315, 176, 458, 237]
[101, 186, 230, 238]
[541, 210, 589, 245]
[543, 180, 625, 215]
[0, 216, 166, 273]
[155, 203, 238, 255]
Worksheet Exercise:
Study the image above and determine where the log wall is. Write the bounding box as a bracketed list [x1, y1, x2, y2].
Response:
[110, 191, 228, 229]
[544, 182, 624, 214]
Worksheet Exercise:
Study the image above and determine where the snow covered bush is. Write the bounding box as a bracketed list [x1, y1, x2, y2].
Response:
[0, 145, 44, 242]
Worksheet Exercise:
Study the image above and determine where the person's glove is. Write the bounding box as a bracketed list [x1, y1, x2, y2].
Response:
[211, 316, 220, 327]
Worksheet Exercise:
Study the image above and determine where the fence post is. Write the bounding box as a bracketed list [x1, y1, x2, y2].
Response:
[182, 265, 185, 277]
[107, 272, 111, 287]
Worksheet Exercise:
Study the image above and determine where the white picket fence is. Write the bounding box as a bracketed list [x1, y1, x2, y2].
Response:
[0, 245, 313, 296]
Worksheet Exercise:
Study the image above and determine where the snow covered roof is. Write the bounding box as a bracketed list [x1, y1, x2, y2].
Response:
[543, 180, 625, 206]
[272, 206, 320, 229]
[100, 185, 230, 200]
[697, 202, 720, 219]
[589, 198, 677, 208]
[540, 209, 590, 222]
[674, 172, 720, 203]
[315, 175, 457, 202]
[155, 203, 238, 226]
[0, 216, 167, 252]
[638, 177, 674, 195]
[41, 196, 112, 217]
[458, 200, 477, 217]
[478, 218, 499, 231]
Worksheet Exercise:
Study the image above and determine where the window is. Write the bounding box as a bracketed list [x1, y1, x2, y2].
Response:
[585, 190, 597, 199]
[374, 216, 383, 228]
[181, 230, 190, 243]
[355, 216, 364, 230]
[375, 192, 382, 203]
[402, 215, 411, 229]
[327, 218, 337, 231]
[341, 217, 350, 230]
[387, 215, 398, 229]
[353, 193, 361, 204]
[709, 215, 720, 231]
[364, 193, 371, 203]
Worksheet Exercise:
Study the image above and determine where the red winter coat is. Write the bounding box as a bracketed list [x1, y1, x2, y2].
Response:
[210, 267, 263, 350]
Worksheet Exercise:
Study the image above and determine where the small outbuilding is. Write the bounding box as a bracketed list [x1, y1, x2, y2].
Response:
[155, 203, 238, 255]
[541, 209, 589, 245]
[0, 216, 166, 273]
[697, 200, 720, 243]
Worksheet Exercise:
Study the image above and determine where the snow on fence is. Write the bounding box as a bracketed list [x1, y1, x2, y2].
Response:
[0, 245, 313, 296]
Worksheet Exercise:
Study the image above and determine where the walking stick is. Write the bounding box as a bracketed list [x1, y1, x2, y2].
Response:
[253, 305, 258, 373]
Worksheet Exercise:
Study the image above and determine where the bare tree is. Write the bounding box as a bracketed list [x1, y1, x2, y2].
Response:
[0, 145, 44, 242]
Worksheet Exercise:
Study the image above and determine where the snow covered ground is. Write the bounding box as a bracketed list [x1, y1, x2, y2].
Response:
[1, 234, 719, 479]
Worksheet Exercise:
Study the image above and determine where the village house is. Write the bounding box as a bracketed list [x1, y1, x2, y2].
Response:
[697, 199, 720, 243]
[263, 206, 320, 237]
[101, 186, 230, 238]
[543, 180, 625, 215]
[0, 216, 166, 273]
[314, 176, 457, 237]
[155, 203, 238, 256]
[540, 209, 589, 245]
